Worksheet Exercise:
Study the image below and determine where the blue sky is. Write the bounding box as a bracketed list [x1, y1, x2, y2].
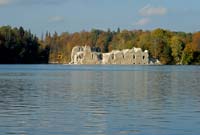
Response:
[0, 0, 200, 36]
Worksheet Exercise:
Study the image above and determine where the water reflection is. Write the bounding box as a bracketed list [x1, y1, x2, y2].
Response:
[0, 65, 200, 135]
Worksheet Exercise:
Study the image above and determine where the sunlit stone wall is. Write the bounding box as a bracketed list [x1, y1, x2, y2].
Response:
[70, 46, 149, 65]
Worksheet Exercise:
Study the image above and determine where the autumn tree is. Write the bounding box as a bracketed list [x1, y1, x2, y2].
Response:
[149, 29, 172, 64]
[191, 32, 200, 51]
[39, 27, 200, 64]
[137, 32, 151, 51]
[182, 43, 194, 64]
[170, 36, 184, 64]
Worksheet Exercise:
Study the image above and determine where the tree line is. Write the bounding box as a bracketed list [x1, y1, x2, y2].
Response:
[44, 28, 200, 64]
[0, 26, 49, 64]
[0, 26, 200, 64]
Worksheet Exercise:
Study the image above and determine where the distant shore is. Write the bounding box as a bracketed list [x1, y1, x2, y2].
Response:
[0, 26, 199, 65]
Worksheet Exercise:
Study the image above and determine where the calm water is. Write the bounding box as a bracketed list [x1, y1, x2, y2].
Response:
[0, 65, 200, 135]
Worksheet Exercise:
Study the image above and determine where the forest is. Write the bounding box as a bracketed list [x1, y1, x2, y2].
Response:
[0, 26, 49, 64]
[0, 26, 200, 64]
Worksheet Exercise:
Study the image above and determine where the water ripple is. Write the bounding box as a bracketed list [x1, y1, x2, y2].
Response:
[0, 65, 200, 135]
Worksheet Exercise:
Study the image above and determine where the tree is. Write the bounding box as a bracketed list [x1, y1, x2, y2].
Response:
[30, 27, 200, 64]
[137, 32, 151, 51]
[180, 33, 200, 64]
[117, 27, 120, 33]
[90, 29, 102, 47]
[150, 29, 166, 59]
[160, 45, 172, 64]
[96, 30, 112, 53]
[0, 26, 49, 64]
[182, 43, 194, 64]
[170, 36, 184, 64]
[191, 32, 200, 51]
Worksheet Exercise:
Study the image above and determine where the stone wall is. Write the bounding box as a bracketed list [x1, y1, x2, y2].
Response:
[70, 46, 150, 65]
[70, 46, 102, 64]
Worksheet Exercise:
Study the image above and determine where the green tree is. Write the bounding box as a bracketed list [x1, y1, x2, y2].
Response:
[0, 26, 49, 64]
[170, 36, 184, 64]
[182, 43, 194, 64]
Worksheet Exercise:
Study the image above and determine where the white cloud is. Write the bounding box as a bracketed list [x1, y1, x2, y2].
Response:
[48, 16, 64, 22]
[139, 4, 167, 16]
[0, 0, 12, 6]
[134, 18, 151, 26]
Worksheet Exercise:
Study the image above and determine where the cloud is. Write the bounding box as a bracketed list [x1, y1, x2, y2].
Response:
[48, 16, 65, 23]
[0, 0, 12, 6]
[134, 18, 151, 26]
[139, 5, 167, 16]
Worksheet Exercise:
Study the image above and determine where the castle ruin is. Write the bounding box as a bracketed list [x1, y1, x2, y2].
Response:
[70, 46, 150, 65]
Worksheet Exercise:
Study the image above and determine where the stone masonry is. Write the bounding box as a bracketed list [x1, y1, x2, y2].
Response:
[70, 46, 149, 65]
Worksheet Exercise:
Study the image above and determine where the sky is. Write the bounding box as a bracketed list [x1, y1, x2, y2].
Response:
[0, 0, 200, 36]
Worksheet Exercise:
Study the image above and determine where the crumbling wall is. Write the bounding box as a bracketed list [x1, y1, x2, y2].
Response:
[70, 46, 101, 64]
[70, 46, 150, 65]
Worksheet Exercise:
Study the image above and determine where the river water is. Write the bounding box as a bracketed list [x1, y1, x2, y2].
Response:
[0, 65, 200, 135]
